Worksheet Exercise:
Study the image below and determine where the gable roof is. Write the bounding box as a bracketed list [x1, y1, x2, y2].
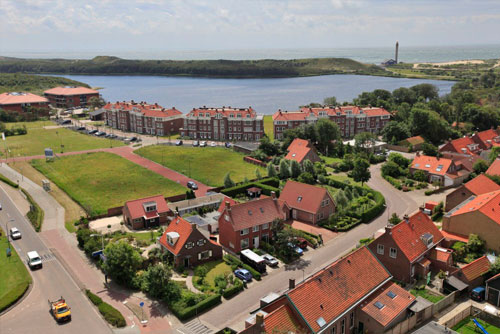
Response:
[262, 304, 308, 333]
[472, 129, 500, 149]
[280, 180, 332, 214]
[384, 211, 443, 262]
[125, 195, 170, 220]
[103, 101, 182, 118]
[486, 272, 500, 283]
[402, 136, 425, 146]
[285, 138, 318, 163]
[429, 248, 453, 263]
[0, 92, 49, 105]
[44, 86, 98, 96]
[487, 159, 500, 177]
[286, 247, 391, 333]
[447, 190, 500, 226]
[463, 174, 500, 195]
[411, 155, 453, 176]
[158, 216, 193, 255]
[359, 281, 416, 328]
[186, 106, 256, 119]
[458, 256, 491, 282]
[224, 197, 286, 231]
[439, 137, 479, 156]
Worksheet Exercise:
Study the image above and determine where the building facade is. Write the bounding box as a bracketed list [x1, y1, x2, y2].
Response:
[104, 101, 183, 136]
[180, 106, 264, 141]
[44, 86, 99, 108]
[0, 92, 50, 113]
[284, 138, 321, 164]
[272, 105, 391, 140]
[123, 195, 171, 230]
[445, 174, 500, 211]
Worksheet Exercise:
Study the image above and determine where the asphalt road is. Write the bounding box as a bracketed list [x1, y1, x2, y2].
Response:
[0, 187, 112, 334]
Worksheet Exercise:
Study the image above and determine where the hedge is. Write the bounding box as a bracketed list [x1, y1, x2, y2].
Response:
[360, 189, 385, 223]
[222, 282, 244, 299]
[223, 254, 261, 281]
[0, 174, 19, 188]
[336, 218, 362, 231]
[382, 174, 402, 190]
[21, 189, 44, 232]
[221, 178, 280, 198]
[85, 289, 126, 328]
[171, 294, 222, 320]
[257, 177, 280, 188]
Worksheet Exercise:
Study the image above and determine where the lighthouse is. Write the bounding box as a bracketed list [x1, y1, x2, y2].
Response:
[395, 41, 399, 64]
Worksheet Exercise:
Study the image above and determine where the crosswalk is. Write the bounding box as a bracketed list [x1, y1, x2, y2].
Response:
[177, 319, 213, 334]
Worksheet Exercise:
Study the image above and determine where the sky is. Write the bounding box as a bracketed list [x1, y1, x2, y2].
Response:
[1, 0, 499, 55]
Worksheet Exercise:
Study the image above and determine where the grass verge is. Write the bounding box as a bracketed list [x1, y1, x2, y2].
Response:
[21, 189, 44, 232]
[452, 317, 500, 334]
[409, 288, 444, 303]
[85, 289, 126, 328]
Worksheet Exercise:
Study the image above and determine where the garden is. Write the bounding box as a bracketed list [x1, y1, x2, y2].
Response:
[409, 285, 444, 303]
[453, 317, 500, 334]
[381, 152, 429, 191]
[192, 260, 245, 299]
[31, 152, 186, 216]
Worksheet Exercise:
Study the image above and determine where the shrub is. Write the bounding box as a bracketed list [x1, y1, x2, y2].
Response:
[171, 294, 222, 320]
[22, 189, 44, 232]
[85, 289, 126, 328]
[360, 189, 385, 223]
[223, 254, 261, 280]
[0, 174, 19, 188]
[222, 281, 244, 299]
[86, 289, 103, 305]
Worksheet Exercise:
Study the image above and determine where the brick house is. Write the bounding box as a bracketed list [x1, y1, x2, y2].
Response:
[368, 211, 444, 283]
[409, 154, 471, 187]
[123, 195, 171, 230]
[486, 159, 500, 177]
[272, 105, 391, 140]
[443, 190, 500, 252]
[218, 194, 289, 253]
[399, 135, 425, 150]
[279, 180, 335, 224]
[158, 216, 223, 268]
[445, 174, 500, 211]
[104, 101, 183, 136]
[453, 256, 491, 290]
[284, 138, 321, 164]
[44, 86, 99, 108]
[180, 106, 264, 142]
[242, 247, 415, 334]
[0, 92, 49, 113]
[439, 129, 500, 159]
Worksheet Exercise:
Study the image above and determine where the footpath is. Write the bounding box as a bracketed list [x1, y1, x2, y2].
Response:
[0, 163, 177, 334]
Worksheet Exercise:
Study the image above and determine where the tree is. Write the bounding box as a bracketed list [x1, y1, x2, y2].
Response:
[140, 263, 172, 299]
[421, 142, 438, 156]
[381, 121, 411, 143]
[302, 159, 315, 176]
[388, 152, 410, 168]
[467, 234, 485, 254]
[489, 147, 500, 164]
[354, 132, 376, 153]
[223, 172, 235, 188]
[392, 87, 417, 105]
[255, 168, 262, 180]
[351, 157, 371, 186]
[274, 227, 298, 261]
[258, 135, 279, 156]
[289, 160, 302, 178]
[381, 161, 401, 178]
[323, 96, 337, 106]
[88, 96, 106, 109]
[410, 83, 438, 101]
[279, 159, 290, 179]
[413, 170, 427, 182]
[297, 172, 315, 184]
[409, 107, 452, 144]
[186, 189, 196, 199]
[103, 241, 143, 287]
[473, 160, 489, 174]
[388, 213, 400, 225]
[333, 189, 349, 209]
[315, 118, 340, 155]
[267, 163, 277, 178]
[490, 257, 500, 276]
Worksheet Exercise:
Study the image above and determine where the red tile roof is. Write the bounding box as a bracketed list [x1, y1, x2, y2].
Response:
[440, 137, 479, 156]
[272, 105, 390, 121]
[103, 101, 182, 118]
[44, 86, 98, 96]
[262, 304, 308, 333]
[458, 256, 491, 282]
[359, 282, 415, 327]
[124, 195, 170, 220]
[158, 216, 193, 255]
[186, 106, 256, 119]
[448, 190, 500, 226]
[385, 211, 443, 262]
[429, 248, 452, 263]
[473, 129, 500, 149]
[272, 110, 315, 121]
[486, 272, 500, 283]
[285, 138, 317, 163]
[441, 230, 469, 243]
[402, 136, 425, 146]
[487, 159, 500, 177]
[0, 92, 49, 105]
[217, 196, 237, 213]
[286, 247, 391, 332]
[411, 155, 453, 176]
[280, 180, 332, 214]
[464, 174, 500, 195]
[224, 197, 286, 231]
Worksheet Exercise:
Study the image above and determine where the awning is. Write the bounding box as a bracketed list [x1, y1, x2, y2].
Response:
[446, 276, 469, 291]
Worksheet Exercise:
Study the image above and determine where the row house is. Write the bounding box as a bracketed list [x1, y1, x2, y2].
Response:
[445, 174, 500, 211]
[242, 247, 416, 334]
[409, 153, 473, 187]
[180, 106, 264, 142]
[44, 86, 99, 108]
[439, 129, 500, 159]
[0, 92, 50, 114]
[103, 101, 183, 136]
[272, 105, 391, 140]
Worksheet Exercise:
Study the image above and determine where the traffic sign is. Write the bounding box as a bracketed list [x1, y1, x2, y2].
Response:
[139, 302, 144, 308]
[91, 250, 103, 258]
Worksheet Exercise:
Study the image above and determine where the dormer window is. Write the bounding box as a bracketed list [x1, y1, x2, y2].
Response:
[143, 201, 157, 212]
[166, 232, 180, 246]
[297, 196, 303, 202]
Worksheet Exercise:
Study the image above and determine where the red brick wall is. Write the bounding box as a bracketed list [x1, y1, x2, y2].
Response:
[368, 231, 412, 283]
[0, 102, 50, 113]
[174, 227, 223, 267]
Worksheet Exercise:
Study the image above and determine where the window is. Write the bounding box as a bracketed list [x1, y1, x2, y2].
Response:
[350, 312, 354, 328]
[197, 239, 206, 246]
[252, 226, 259, 232]
[262, 223, 269, 230]
[198, 250, 211, 260]
[331, 326, 336, 334]
[374, 301, 385, 309]
[341, 319, 345, 334]
[387, 290, 397, 299]
[297, 196, 303, 202]
[185, 242, 194, 249]
[225, 214, 230, 221]
[377, 244, 384, 255]
[241, 238, 249, 249]
[241, 228, 249, 235]
[390, 247, 397, 258]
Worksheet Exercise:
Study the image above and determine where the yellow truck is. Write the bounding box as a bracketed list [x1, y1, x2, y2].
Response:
[48, 296, 72, 323]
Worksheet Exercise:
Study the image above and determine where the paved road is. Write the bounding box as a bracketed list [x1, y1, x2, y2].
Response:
[0, 186, 112, 334]
[198, 163, 418, 331]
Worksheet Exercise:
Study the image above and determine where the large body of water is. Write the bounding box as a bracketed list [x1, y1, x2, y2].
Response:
[59, 74, 456, 115]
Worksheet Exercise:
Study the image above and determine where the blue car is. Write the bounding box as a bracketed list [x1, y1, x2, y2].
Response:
[234, 269, 252, 282]
[470, 286, 485, 301]
[288, 242, 304, 256]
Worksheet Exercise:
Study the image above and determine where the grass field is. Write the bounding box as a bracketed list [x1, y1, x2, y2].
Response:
[3, 121, 124, 157]
[135, 145, 265, 187]
[453, 317, 500, 334]
[263, 115, 274, 140]
[31, 152, 186, 216]
[409, 288, 444, 303]
[0, 228, 32, 312]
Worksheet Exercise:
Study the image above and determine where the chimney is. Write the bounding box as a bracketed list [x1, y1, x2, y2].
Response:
[271, 191, 276, 200]
[416, 151, 420, 157]
[403, 214, 409, 224]
[289, 278, 295, 289]
[225, 201, 231, 211]
[255, 312, 265, 326]
[385, 225, 393, 234]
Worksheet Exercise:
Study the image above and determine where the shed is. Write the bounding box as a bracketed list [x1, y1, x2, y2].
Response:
[247, 187, 262, 198]
[486, 273, 500, 307]
[89, 108, 106, 120]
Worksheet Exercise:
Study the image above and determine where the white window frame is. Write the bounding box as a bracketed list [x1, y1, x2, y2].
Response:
[240, 228, 249, 236]
[252, 226, 259, 232]
[341, 318, 345, 334]
[262, 223, 269, 230]
[241, 238, 249, 249]
[390, 247, 397, 258]
[377, 244, 384, 255]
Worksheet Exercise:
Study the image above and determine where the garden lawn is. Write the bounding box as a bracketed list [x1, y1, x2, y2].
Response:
[31, 152, 186, 216]
[409, 288, 444, 303]
[328, 174, 363, 187]
[135, 145, 265, 187]
[204, 261, 233, 289]
[0, 228, 32, 312]
[453, 317, 500, 334]
[3, 121, 124, 157]
[320, 155, 343, 165]
[263, 115, 274, 140]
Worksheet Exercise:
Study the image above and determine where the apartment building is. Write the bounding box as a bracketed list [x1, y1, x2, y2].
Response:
[0, 92, 49, 113]
[44, 86, 99, 108]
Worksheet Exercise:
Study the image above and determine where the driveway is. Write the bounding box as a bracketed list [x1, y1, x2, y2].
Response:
[289, 220, 338, 243]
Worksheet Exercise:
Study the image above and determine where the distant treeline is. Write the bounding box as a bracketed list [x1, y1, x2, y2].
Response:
[0, 73, 90, 95]
[0, 56, 390, 78]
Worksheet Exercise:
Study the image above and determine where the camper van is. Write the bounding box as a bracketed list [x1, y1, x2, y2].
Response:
[240, 249, 266, 274]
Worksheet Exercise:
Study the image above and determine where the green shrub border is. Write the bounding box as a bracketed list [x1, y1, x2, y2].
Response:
[221, 177, 280, 198]
[85, 289, 126, 328]
[0, 173, 19, 188]
[223, 254, 262, 281]
[222, 282, 244, 299]
[21, 189, 44, 232]
[170, 294, 222, 320]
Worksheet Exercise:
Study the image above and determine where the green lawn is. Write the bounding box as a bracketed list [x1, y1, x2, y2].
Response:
[0, 228, 32, 312]
[328, 174, 363, 187]
[204, 261, 233, 289]
[3, 121, 124, 157]
[320, 155, 343, 165]
[263, 115, 274, 140]
[409, 288, 444, 303]
[31, 152, 186, 216]
[453, 317, 500, 334]
[135, 145, 265, 187]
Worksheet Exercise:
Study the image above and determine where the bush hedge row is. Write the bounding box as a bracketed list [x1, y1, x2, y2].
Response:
[223, 254, 261, 281]
[221, 177, 280, 198]
[0, 174, 19, 188]
[85, 289, 126, 328]
[360, 189, 385, 223]
[222, 282, 244, 299]
[382, 175, 402, 190]
[171, 294, 222, 320]
[21, 189, 44, 232]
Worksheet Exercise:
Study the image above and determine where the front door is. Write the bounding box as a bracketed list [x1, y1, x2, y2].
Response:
[184, 257, 190, 268]
[253, 236, 259, 248]
[358, 322, 364, 334]
[293, 209, 297, 219]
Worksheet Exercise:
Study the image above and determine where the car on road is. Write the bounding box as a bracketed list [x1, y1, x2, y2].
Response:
[225, 142, 232, 148]
[187, 181, 198, 190]
[27, 251, 43, 270]
[87, 129, 98, 135]
[210, 141, 217, 147]
[288, 242, 304, 256]
[76, 126, 86, 131]
[106, 134, 117, 139]
[49, 297, 72, 323]
[200, 141, 207, 147]
[95, 131, 106, 137]
[9, 227, 22, 240]
[192, 141, 199, 147]
[262, 254, 279, 267]
[234, 269, 252, 282]
[124, 137, 138, 143]
[175, 140, 183, 146]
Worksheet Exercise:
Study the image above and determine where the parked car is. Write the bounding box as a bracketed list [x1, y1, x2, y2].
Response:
[288, 242, 304, 256]
[200, 141, 207, 147]
[95, 131, 106, 137]
[225, 142, 232, 148]
[107, 134, 117, 139]
[187, 181, 198, 190]
[210, 141, 217, 147]
[234, 269, 252, 282]
[76, 126, 86, 131]
[262, 254, 279, 267]
[9, 227, 21, 240]
[87, 129, 98, 135]
[60, 119, 71, 125]
[470, 287, 486, 301]
[296, 238, 308, 249]
[175, 140, 183, 146]
[192, 141, 199, 147]
[27, 251, 43, 270]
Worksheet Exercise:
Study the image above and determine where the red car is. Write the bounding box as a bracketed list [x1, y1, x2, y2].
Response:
[296, 238, 308, 249]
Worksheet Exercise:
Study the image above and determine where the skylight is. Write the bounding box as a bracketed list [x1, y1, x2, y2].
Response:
[297, 196, 302, 202]
[425, 164, 431, 168]
[415, 164, 420, 167]
[374, 301, 385, 309]
[436, 164, 443, 172]
[316, 317, 326, 327]
[386, 291, 397, 299]
[292, 153, 296, 157]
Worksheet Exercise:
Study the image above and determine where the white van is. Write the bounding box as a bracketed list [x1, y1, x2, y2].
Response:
[27, 251, 43, 270]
